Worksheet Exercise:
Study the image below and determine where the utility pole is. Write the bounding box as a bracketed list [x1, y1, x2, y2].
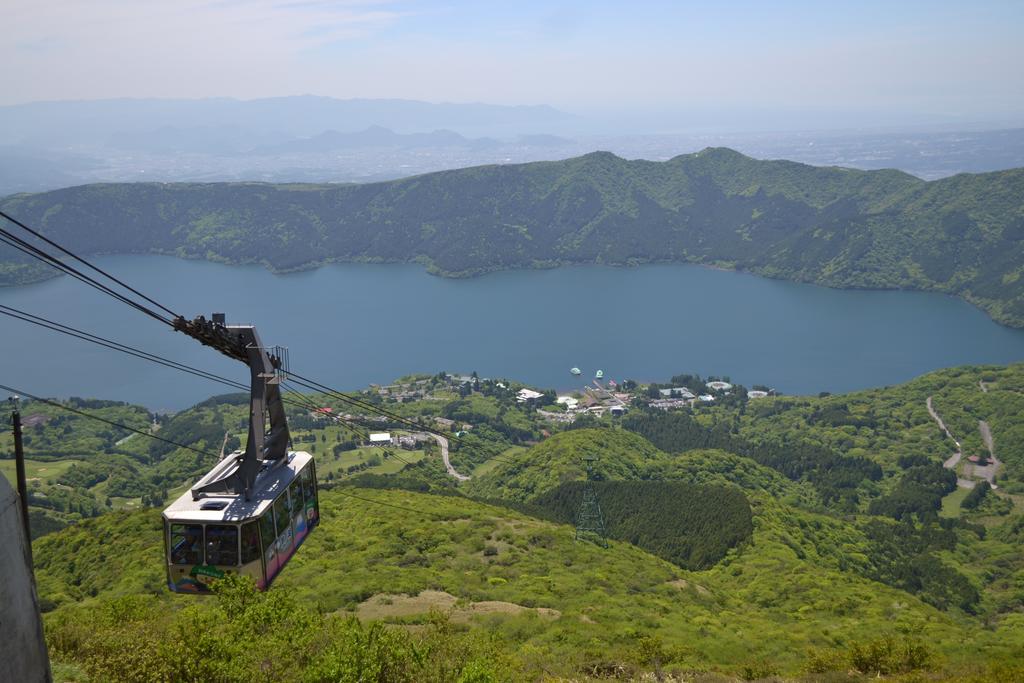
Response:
[10, 395, 32, 561]
[575, 455, 608, 548]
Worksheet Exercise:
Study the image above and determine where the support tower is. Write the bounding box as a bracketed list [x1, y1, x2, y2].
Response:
[575, 455, 608, 548]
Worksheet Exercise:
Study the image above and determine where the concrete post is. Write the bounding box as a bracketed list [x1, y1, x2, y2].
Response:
[12, 404, 32, 560]
[0, 475, 52, 682]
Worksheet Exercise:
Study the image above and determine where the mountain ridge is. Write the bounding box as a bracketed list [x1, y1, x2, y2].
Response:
[3, 147, 1023, 326]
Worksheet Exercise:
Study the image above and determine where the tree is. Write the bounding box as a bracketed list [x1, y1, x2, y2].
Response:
[961, 481, 991, 510]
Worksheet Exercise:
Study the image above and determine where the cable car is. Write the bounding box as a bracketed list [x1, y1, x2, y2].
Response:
[163, 450, 319, 592]
[163, 313, 319, 593]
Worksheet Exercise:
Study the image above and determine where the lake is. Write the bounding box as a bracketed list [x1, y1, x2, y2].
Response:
[2, 256, 1024, 411]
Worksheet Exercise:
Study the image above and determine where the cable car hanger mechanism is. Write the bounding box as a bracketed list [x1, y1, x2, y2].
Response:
[173, 312, 291, 502]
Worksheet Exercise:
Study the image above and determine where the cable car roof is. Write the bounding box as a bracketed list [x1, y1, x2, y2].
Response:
[163, 450, 313, 523]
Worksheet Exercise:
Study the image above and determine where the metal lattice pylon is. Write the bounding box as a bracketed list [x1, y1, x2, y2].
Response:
[575, 455, 608, 548]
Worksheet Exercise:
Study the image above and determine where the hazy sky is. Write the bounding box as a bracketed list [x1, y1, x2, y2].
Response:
[5, 1, 1024, 128]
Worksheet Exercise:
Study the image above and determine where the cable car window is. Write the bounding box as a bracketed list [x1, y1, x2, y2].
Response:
[241, 521, 261, 564]
[273, 495, 290, 536]
[259, 510, 276, 551]
[288, 478, 304, 512]
[301, 466, 315, 503]
[205, 525, 239, 566]
[170, 524, 203, 565]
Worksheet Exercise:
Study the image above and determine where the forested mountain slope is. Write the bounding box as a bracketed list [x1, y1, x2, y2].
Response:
[3, 148, 1024, 325]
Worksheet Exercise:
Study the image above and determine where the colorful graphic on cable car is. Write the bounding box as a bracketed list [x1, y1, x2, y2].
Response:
[172, 565, 227, 593]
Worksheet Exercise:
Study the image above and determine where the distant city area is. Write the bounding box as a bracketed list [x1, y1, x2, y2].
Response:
[1, 97, 1022, 196]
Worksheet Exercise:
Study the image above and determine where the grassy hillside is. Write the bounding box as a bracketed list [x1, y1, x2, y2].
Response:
[3, 149, 1024, 326]
[464, 428, 666, 501]
[721, 363, 1024, 493]
[34, 487, 1024, 680]
[467, 426, 988, 614]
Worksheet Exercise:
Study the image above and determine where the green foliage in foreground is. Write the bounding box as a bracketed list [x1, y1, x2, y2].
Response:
[33, 488, 1024, 679]
[47, 574, 512, 683]
[50, 574, 1017, 682]
[5, 148, 1024, 326]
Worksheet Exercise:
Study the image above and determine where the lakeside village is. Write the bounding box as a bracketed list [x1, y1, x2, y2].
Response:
[302, 370, 777, 454]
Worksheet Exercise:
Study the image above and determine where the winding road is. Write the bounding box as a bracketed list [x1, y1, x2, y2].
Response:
[433, 433, 470, 481]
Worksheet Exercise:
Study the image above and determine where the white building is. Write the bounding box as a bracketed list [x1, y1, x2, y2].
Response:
[650, 398, 689, 410]
[747, 390, 769, 399]
[706, 381, 733, 391]
[556, 395, 579, 410]
[516, 388, 544, 403]
[659, 387, 695, 399]
[698, 394, 716, 402]
[368, 432, 393, 446]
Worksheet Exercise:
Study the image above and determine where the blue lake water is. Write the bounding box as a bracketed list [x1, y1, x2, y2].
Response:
[2, 256, 1024, 411]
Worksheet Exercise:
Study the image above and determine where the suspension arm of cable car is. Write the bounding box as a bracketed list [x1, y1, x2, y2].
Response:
[162, 313, 320, 593]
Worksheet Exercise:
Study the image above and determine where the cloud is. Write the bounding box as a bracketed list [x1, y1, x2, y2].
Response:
[1, 0, 412, 102]
[8, 0, 408, 49]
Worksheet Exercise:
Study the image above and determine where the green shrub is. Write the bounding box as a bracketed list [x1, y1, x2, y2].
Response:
[805, 634, 932, 676]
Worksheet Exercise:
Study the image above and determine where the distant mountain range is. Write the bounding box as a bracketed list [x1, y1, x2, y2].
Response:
[248, 127, 577, 156]
[0, 96, 575, 147]
[101, 124, 576, 156]
[2, 97, 1022, 197]
[2, 148, 1023, 327]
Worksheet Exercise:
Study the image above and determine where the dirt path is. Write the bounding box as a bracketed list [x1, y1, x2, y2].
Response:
[926, 396, 974, 489]
[969, 421, 1001, 489]
[434, 434, 470, 481]
[980, 421, 994, 454]
[967, 379, 1001, 489]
